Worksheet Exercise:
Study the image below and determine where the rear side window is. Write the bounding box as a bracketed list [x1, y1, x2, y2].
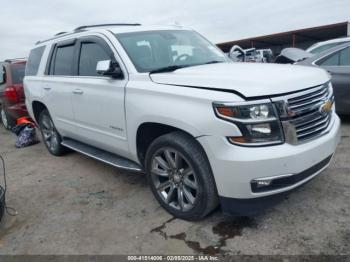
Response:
[11, 63, 26, 84]
[319, 52, 340, 66]
[52, 45, 75, 75]
[79, 42, 110, 76]
[26, 46, 45, 76]
[339, 47, 350, 66]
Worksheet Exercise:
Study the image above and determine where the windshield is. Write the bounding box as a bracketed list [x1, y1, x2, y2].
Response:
[115, 30, 228, 72]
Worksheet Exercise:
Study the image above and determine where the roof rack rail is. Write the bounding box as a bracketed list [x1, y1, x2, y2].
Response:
[35, 23, 142, 45]
[54, 31, 68, 36]
[74, 23, 141, 31]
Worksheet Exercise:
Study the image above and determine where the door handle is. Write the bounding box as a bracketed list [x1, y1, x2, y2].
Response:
[73, 89, 84, 95]
[43, 86, 51, 91]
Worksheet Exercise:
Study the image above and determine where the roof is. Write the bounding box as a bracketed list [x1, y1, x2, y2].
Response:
[306, 36, 350, 51]
[217, 21, 350, 52]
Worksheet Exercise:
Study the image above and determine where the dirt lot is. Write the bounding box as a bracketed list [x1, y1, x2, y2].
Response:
[0, 117, 349, 256]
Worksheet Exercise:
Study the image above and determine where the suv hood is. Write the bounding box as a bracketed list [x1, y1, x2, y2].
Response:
[150, 62, 329, 98]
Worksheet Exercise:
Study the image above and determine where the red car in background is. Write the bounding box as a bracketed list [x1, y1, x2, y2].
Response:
[0, 59, 27, 129]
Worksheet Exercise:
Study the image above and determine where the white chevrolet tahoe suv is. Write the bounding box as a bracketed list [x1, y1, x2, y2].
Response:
[24, 24, 341, 220]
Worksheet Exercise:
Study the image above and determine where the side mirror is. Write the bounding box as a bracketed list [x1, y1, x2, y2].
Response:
[96, 60, 123, 79]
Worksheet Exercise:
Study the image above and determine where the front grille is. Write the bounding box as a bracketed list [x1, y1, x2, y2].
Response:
[274, 82, 334, 144]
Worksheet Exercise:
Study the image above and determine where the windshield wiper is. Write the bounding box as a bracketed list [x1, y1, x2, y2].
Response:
[149, 65, 188, 74]
[203, 60, 224, 65]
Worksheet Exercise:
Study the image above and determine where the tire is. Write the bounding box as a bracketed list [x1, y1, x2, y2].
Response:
[38, 109, 67, 156]
[1, 107, 16, 130]
[145, 131, 218, 221]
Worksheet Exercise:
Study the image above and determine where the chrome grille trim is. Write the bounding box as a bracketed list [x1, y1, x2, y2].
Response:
[272, 82, 334, 144]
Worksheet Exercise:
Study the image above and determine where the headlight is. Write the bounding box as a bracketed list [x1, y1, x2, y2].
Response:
[214, 101, 284, 146]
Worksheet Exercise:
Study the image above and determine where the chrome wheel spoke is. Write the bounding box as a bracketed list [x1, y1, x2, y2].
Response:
[177, 186, 184, 211]
[164, 150, 177, 169]
[182, 186, 195, 205]
[42, 117, 51, 130]
[154, 156, 170, 170]
[152, 167, 169, 177]
[166, 185, 175, 203]
[43, 132, 52, 141]
[182, 167, 193, 177]
[157, 180, 172, 192]
[183, 177, 197, 190]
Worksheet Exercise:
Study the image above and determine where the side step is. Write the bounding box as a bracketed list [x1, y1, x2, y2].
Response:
[61, 139, 143, 173]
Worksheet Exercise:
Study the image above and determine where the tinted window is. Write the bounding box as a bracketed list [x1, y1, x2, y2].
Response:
[339, 47, 350, 66]
[26, 46, 45, 76]
[11, 63, 26, 84]
[79, 42, 110, 76]
[320, 52, 340, 66]
[53, 45, 75, 75]
[0, 64, 5, 84]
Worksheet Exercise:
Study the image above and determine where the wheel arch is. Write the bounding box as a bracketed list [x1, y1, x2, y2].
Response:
[32, 100, 48, 123]
[135, 122, 202, 166]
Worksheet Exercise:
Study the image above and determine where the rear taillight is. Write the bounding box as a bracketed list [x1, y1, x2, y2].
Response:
[4, 86, 18, 103]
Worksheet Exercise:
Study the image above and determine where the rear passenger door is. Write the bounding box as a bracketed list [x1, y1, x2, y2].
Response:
[43, 40, 77, 138]
[70, 36, 129, 157]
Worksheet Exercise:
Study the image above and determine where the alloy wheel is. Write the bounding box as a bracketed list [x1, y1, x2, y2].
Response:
[151, 148, 198, 211]
[41, 115, 59, 152]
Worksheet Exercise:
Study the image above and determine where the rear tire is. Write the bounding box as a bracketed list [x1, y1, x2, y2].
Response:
[38, 109, 67, 156]
[145, 131, 218, 221]
[1, 107, 16, 130]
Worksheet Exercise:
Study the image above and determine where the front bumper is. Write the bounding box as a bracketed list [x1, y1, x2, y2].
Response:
[197, 113, 341, 202]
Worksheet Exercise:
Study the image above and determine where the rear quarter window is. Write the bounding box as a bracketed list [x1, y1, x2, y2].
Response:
[26, 46, 45, 76]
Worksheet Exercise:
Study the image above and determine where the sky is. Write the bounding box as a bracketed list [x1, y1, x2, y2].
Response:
[0, 0, 350, 60]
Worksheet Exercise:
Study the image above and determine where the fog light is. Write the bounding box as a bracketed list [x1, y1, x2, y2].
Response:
[252, 179, 272, 188]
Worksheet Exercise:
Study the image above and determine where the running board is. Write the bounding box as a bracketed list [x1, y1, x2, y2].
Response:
[61, 139, 143, 173]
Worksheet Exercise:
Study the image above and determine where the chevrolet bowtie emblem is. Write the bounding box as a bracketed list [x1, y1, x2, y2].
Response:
[319, 100, 333, 114]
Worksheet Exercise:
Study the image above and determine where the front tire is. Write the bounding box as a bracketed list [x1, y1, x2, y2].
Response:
[145, 131, 218, 221]
[38, 109, 67, 156]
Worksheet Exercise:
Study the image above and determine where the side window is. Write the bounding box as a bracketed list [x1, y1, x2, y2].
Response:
[0, 64, 5, 84]
[26, 46, 45, 76]
[52, 45, 75, 75]
[339, 47, 350, 66]
[78, 42, 111, 76]
[319, 52, 340, 66]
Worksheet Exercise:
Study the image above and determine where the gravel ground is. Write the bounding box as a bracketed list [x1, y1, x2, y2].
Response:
[0, 116, 349, 255]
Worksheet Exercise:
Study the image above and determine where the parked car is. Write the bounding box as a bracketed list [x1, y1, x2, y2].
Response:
[0, 59, 27, 129]
[306, 36, 350, 55]
[276, 43, 350, 115]
[228, 45, 273, 63]
[24, 24, 340, 220]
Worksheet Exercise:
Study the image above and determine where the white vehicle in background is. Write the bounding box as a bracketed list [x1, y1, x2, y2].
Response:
[306, 36, 350, 54]
[24, 24, 340, 220]
[228, 45, 273, 63]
